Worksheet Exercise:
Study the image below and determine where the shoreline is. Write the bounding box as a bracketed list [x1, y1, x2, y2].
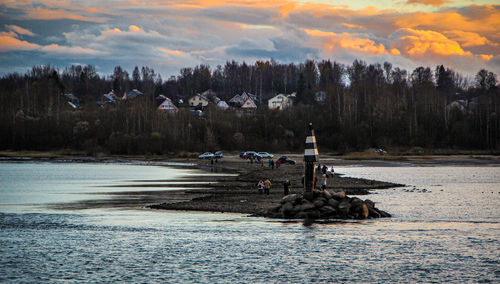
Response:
[3, 153, 498, 215]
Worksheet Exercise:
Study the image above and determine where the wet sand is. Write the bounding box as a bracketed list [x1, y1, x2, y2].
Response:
[20, 153, 498, 214]
[147, 154, 402, 216]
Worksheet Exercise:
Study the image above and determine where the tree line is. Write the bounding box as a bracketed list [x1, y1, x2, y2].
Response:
[0, 59, 498, 155]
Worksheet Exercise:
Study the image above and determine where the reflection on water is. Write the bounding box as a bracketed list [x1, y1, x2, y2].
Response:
[0, 161, 204, 210]
[0, 162, 499, 282]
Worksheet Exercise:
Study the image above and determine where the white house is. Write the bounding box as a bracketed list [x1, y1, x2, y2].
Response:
[158, 98, 178, 113]
[229, 94, 245, 106]
[241, 97, 257, 110]
[217, 100, 230, 109]
[268, 93, 293, 110]
[188, 94, 209, 107]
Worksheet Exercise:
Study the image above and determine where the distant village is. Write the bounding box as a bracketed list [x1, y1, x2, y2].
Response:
[62, 88, 312, 116]
[62, 87, 485, 121]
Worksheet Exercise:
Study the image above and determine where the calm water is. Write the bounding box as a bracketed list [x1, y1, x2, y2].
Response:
[1, 161, 499, 282]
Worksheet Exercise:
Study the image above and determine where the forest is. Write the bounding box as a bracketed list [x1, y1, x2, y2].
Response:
[0, 59, 498, 155]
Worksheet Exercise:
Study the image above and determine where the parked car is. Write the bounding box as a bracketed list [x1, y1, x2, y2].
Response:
[239, 152, 246, 159]
[198, 152, 214, 159]
[214, 151, 223, 159]
[257, 152, 273, 159]
[244, 151, 261, 159]
[277, 156, 296, 165]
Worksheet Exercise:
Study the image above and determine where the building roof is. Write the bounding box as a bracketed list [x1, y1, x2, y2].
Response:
[123, 89, 143, 100]
[217, 100, 230, 109]
[189, 93, 209, 102]
[241, 97, 257, 109]
[158, 98, 178, 112]
[64, 93, 79, 102]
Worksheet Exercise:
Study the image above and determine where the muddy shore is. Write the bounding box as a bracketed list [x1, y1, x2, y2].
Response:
[3, 153, 497, 214]
[148, 154, 402, 216]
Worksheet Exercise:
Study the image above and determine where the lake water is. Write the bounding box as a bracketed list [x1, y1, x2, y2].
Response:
[1, 161, 499, 282]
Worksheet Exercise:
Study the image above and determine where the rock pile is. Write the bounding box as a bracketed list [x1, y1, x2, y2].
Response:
[263, 190, 391, 220]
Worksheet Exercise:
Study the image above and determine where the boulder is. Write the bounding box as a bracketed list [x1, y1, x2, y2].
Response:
[281, 202, 294, 216]
[298, 201, 315, 212]
[358, 203, 369, 219]
[281, 194, 299, 204]
[306, 210, 321, 219]
[323, 189, 332, 199]
[338, 201, 351, 217]
[319, 205, 336, 217]
[364, 199, 375, 208]
[378, 210, 391, 218]
[303, 192, 314, 201]
[331, 191, 346, 201]
[367, 206, 381, 218]
[350, 197, 363, 208]
[313, 199, 325, 208]
[328, 198, 340, 209]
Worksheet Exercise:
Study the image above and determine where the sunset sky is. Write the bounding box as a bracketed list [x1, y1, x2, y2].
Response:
[1, 0, 499, 79]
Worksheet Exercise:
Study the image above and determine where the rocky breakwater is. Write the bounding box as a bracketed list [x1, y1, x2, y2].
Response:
[263, 190, 391, 220]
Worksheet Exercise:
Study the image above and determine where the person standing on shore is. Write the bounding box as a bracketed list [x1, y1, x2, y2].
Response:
[264, 178, 271, 195]
[283, 179, 291, 196]
[321, 173, 327, 190]
[257, 180, 264, 195]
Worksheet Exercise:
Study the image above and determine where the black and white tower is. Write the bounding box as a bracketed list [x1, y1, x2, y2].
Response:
[304, 123, 318, 192]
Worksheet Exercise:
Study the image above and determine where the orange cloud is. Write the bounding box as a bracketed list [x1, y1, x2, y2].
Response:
[443, 30, 498, 47]
[40, 44, 99, 56]
[26, 7, 108, 22]
[305, 29, 388, 55]
[159, 48, 185, 55]
[0, 35, 40, 52]
[406, 0, 450, 7]
[479, 54, 493, 62]
[102, 28, 122, 34]
[6, 25, 35, 36]
[390, 28, 472, 58]
[129, 25, 141, 32]
[341, 23, 365, 30]
[394, 6, 500, 36]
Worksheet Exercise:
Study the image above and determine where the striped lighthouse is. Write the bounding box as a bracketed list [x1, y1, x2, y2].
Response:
[304, 123, 318, 192]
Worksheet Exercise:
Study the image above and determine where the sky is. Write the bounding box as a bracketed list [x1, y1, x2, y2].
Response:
[0, 0, 499, 79]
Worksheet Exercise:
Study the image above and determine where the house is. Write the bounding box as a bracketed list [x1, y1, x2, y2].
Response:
[241, 92, 257, 102]
[101, 91, 118, 105]
[158, 97, 178, 113]
[64, 93, 79, 103]
[188, 93, 210, 108]
[123, 89, 143, 100]
[63, 93, 81, 109]
[155, 94, 167, 107]
[241, 97, 257, 110]
[315, 91, 326, 103]
[201, 89, 217, 101]
[229, 94, 245, 107]
[217, 100, 230, 109]
[229, 92, 259, 107]
[445, 100, 467, 114]
[268, 93, 293, 110]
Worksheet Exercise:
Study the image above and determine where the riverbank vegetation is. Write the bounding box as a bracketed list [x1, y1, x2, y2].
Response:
[0, 60, 498, 155]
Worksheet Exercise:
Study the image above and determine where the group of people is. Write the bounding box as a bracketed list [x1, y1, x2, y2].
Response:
[257, 179, 272, 195]
[257, 178, 291, 196]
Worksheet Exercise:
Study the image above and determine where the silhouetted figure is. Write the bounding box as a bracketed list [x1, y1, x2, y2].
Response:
[283, 179, 291, 196]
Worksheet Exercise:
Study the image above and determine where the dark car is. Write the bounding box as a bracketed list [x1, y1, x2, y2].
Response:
[214, 151, 223, 159]
[277, 156, 296, 165]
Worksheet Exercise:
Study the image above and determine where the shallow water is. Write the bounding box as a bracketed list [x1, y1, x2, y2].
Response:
[1, 162, 499, 282]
